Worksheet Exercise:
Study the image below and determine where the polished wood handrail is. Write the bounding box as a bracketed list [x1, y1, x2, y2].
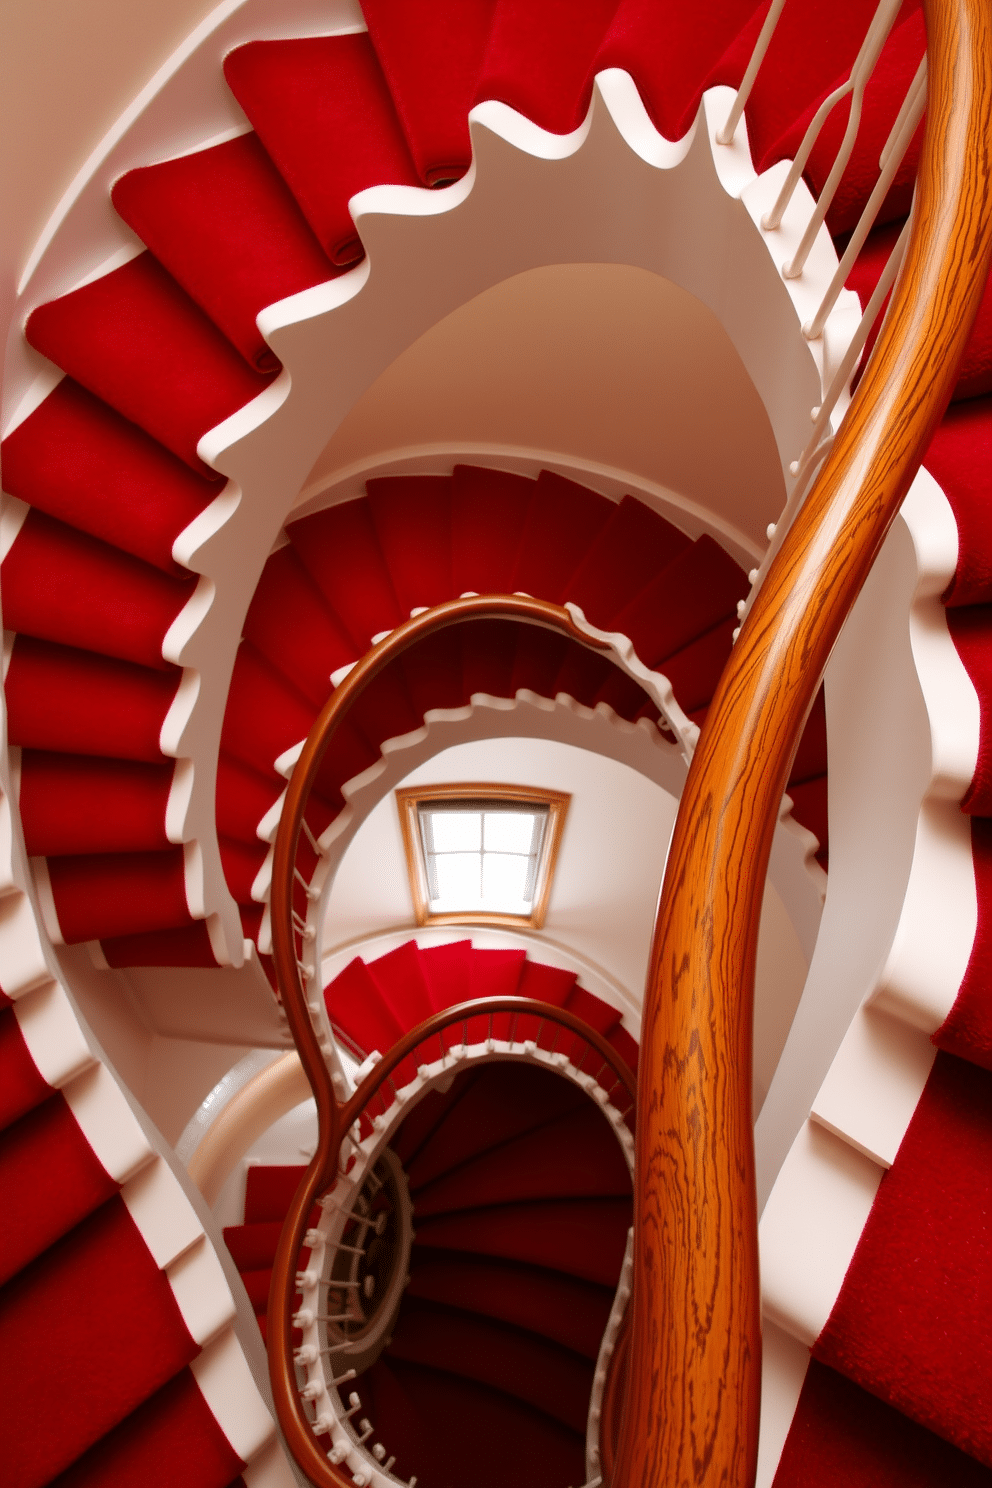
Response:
[268, 595, 630, 1487]
[611, 2, 992, 1484]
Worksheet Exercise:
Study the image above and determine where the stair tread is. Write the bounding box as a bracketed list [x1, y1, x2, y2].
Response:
[0, 1195, 200, 1488]
[25, 254, 274, 477]
[413, 1194, 631, 1286]
[0, 1093, 118, 1286]
[410, 1100, 632, 1215]
[814, 1052, 992, 1465]
[386, 1295, 592, 1434]
[113, 131, 334, 373]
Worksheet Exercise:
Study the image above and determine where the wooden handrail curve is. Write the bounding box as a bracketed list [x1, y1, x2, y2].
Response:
[611, 2, 992, 1485]
[268, 595, 631, 1486]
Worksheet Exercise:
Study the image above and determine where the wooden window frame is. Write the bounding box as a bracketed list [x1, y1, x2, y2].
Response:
[396, 782, 571, 929]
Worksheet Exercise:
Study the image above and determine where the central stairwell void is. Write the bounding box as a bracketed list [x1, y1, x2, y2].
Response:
[226, 941, 638, 1488]
[1, 0, 991, 1486]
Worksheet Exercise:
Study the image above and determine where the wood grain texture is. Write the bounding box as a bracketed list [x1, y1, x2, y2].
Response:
[267, 596, 619, 1487]
[611, 2, 992, 1484]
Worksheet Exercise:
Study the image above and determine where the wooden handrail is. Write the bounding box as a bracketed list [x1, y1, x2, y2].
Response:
[268, 595, 629, 1486]
[611, 2, 992, 1484]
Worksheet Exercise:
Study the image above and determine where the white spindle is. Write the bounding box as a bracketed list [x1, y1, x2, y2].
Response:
[762, 0, 903, 258]
[716, 0, 790, 146]
[804, 60, 926, 340]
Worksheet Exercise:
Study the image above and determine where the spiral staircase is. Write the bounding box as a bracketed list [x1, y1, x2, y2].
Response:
[1, 1, 991, 1485]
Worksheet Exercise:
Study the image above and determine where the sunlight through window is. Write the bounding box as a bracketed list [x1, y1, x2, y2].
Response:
[396, 785, 569, 927]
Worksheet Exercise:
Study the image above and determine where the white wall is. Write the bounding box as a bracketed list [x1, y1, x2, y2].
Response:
[301, 262, 785, 554]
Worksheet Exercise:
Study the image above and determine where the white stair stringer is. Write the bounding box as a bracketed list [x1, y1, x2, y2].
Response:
[754, 467, 981, 1471]
[0, 685, 298, 1487]
[294, 1035, 635, 1488]
[83, 68, 854, 979]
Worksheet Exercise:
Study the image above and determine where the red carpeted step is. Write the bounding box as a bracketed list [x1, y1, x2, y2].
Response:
[288, 498, 403, 653]
[218, 836, 267, 906]
[0, 1195, 200, 1488]
[385, 1296, 592, 1433]
[610, 533, 747, 669]
[509, 470, 613, 603]
[410, 1101, 631, 1216]
[511, 957, 583, 1045]
[25, 255, 274, 475]
[311, 720, 381, 808]
[947, 607, 992, 815]
[359, 0, 496, 185]
[773, 1358, 992, 1487]
[0, 1093, 118, 1284]
[0, 1006, 53, 1132]
[325, 957, 405, 1056]
[398, 627, 465, 715]
[413, 1195, 631, 1286]
[366, 941, 435, 1030]
[507, 627, 571, 698]
[927, 396, 992, 607]
[347, 663, 423, 756]
[46, 847, 191, 944]
[241, 546, 356, 707]
[813, 1051, 992, 1466]
[468, 946, 526, 999]
[215, 754, 281, 844]
[237, 1265, 273, 1319]
[475, 0, 620, 136]
[607, 1021, 639, 1073]
[112, 133, 335, 371]
[389, 1083, 463, 1167]
[593, 0, 764, 144]
[101, 923, 220, 970]
[222, 1219, 283, 1275]
[4, 638, 179, 762]
[225, 33, 421, 267]
[220, 642, 316, 779]
[652, 615, 738, 715]
[934, 819, 992, 1071]
[0, 379, 217, 574]
[404, 1062, 585, 1192]
[2, 511, 194, 671]
[49, 1367, 247, 1488]
[405, 1250, 614, 1359]
[375, 1354, 586, 1488]
[366, 474, 454, 612]
[449, 465, 533, 595]
[461, 617, 519, 699]
[419, 939, 473, 1011]
[19, 752, 173, 857]
[244, 1164, 307, 1226]
[564, 494, 692, 630]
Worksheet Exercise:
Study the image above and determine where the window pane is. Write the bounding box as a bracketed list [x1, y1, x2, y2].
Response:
[428, 809, 482, 853]
[483, 810, 540, 855]
[432, 852, 482, 909]
[482, 853, 532, 912]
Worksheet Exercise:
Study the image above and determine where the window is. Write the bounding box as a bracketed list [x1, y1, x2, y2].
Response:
[396, 783, 570, 928]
